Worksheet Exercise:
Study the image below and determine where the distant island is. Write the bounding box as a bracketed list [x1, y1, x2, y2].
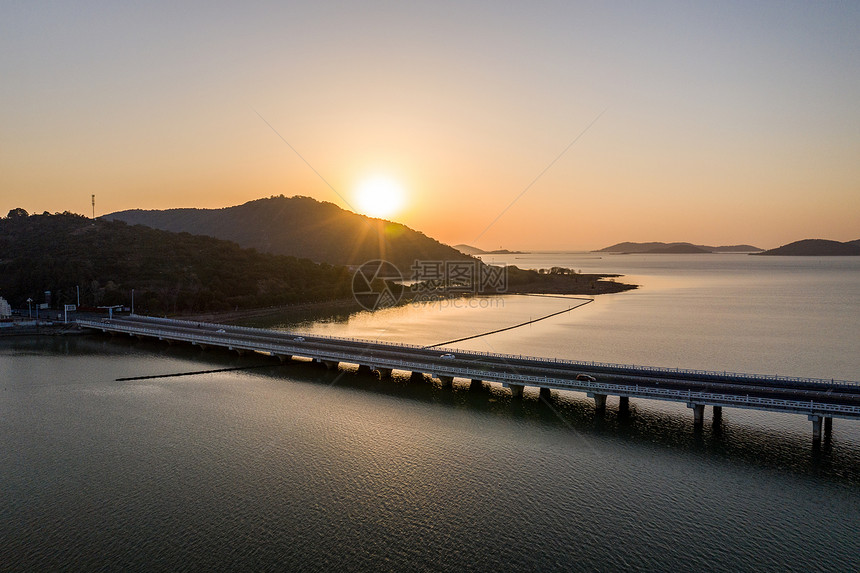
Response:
[596, 242, 763, 254]
[454, 244, 526, 256]
[755, 239, 860, 256]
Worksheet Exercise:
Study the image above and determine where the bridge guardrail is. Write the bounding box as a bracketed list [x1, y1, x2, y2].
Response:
[78, 319, 860, 419]
[119, 316, 859, 388]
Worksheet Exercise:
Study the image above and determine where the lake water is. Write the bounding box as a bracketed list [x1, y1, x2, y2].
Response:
[2, 254, 859, 571]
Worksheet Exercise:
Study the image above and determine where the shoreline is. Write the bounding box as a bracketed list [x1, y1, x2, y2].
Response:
[2, 272, 638, 333]
[183, 272, 636, 325]
[505, 273, 636, 296]
[0, 323, 84, 337]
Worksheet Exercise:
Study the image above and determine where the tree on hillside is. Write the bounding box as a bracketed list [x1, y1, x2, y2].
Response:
[0, 213, 355, 313]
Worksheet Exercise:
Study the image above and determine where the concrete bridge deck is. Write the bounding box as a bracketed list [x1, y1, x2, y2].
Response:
[78, 315, 860, 444]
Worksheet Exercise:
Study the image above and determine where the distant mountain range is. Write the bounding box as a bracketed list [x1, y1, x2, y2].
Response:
[756, 239, 860, 256]
[454, 244, 526, 256]
[104, 196, 474, 272]
[596, 242, 763, 254]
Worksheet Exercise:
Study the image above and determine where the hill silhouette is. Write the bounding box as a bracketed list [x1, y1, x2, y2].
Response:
[0, 210, 353, 314]
[597, 241, 762, 254]
[104, 196, 475, 272]
[644, 244, 710, 254]
[756, 239, 860, 256]
[454, 244, 525, 256]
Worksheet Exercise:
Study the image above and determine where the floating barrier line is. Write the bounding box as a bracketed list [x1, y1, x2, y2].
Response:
[116, 364, 276, 382]
[424, 298, 593, 349]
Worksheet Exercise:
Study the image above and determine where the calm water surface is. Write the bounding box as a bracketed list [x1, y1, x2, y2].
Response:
[284, 254, 860, 380]
[2, 255, 859, 571]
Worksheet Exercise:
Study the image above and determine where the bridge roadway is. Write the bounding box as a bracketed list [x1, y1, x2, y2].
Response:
[78, 315, 860, 443]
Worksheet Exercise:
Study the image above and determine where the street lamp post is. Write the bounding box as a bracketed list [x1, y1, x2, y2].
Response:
[131, 289, 134, 315]
[26, 298, 32, 319]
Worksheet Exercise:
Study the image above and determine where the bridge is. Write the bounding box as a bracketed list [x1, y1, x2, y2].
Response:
[78, 315, 860, 444]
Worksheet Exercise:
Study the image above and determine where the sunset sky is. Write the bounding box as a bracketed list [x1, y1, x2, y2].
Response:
[3, 1, 859, 250]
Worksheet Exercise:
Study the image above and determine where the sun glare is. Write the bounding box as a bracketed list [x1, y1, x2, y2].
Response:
[353, 177, 406, 219]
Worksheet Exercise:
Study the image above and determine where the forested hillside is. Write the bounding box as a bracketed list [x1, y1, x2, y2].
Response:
[0, 210, 352, 314]
[105, 195, 475, 271]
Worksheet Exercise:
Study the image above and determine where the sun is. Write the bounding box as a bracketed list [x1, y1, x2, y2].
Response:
[353, 177, 406, 219]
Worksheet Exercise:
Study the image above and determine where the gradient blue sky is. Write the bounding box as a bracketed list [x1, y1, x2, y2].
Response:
[2, 1, 859, 250]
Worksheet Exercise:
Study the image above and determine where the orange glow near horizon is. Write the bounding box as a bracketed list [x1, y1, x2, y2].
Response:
[2, 3, 859, 252]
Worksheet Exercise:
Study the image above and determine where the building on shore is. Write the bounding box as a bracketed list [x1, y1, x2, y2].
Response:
[0, 297, 11, 319]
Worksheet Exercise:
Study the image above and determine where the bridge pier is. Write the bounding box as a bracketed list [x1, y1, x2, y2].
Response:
[506, 383, 524, 398]
[618, 396, 630, 412]
[78, 318, 860, 452]
[688, 403, 705, 426]
[539, 387, 551, 400]
[438, 375, 454, 388]
[410, 371, 425, 382]
[809, 414, 823, 442]
[588, 393, 607, 410]
[357, 364, 373, 375]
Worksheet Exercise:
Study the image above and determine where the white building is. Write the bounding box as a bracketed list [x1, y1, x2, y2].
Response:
[0, 297, 11, 319]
